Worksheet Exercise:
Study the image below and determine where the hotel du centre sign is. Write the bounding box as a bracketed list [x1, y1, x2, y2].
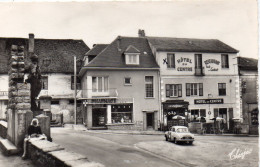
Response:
[194, 99, 224, 104]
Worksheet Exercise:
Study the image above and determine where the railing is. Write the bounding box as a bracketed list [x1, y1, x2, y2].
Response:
[194, 67, 205, 76]
[81, 88, 118, 98]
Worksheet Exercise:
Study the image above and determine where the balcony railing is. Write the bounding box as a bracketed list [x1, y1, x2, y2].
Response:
[81, 88, 118, 98]
[194, 67, 205, 76]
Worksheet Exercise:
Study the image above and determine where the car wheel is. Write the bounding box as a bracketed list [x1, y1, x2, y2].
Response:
[189, 141, 193, 145]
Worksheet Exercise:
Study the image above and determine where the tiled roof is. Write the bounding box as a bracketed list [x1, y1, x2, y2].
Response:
[86, 44, 108, 56]
[238, 57, 258, 71]
[85, 36, 159, 69]
[0, 37, 90, 74]
[147, 37, 238, 53]
[124, 45, 140, 53]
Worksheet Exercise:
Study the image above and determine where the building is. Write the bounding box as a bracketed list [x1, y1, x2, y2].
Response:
[238, 57, 258, 134]
[79, 36, 160, 130]
[147, 36, 240, 132]
[0, 34, 90, 122]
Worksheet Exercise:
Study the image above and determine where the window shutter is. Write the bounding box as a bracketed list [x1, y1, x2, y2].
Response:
[166, 84, 170, 97]
[172, 54, 175, 68]
[167, 54, 171, 68]
[186, 83, 190, 96]
[214, 108, 219, 117]
[200, 109, 206, 117]
[178, 84, 182, 97]
[199, 83, 203, 96]
[226, 55, 229, 68]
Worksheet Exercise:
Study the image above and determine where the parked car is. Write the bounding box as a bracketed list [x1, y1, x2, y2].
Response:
[165, 126, 194, 145]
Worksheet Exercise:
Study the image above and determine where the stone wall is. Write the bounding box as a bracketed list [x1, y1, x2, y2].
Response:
[27, 139, 104, 167]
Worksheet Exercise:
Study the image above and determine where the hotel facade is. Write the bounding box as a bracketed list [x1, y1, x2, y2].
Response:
[147, 37, 240, 131]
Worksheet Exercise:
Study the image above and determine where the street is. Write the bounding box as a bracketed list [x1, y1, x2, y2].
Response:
[0, 152, 34, 167]
[51, 128, 259, 167]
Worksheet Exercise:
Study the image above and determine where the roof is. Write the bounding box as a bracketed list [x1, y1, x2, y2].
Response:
[238, 57, 258, 71]
[124, 45, 140, 53]
[0, 37, 90, 74]
[84, 36, 159, 69]
[147, 37, 238, 53]
[86, 44, 108, 56]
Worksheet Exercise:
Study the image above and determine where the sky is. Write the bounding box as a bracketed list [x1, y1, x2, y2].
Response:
[0, 0, 258, 59]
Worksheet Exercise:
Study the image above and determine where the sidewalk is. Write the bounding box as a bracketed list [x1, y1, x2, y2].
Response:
[0, 152, 34, 167]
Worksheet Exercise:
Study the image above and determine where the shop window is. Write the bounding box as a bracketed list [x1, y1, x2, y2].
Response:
[111, 104, 133, 123]
[167, 53, 175, 68]
[251, 109, 258, 125]
[186, 83, 203, 96]
[51, 100, 59, 105]
[200, 109, 206, 117]
[191, 110, 199, 122]
[218, 83, 226, 96]
[124, 77, 132, 85]
[166, 84, 182, 97]
[92, 76, 108, 92]
[42, 76, 48, 90]
[71, 76, 81, 90]
[221, 54, 229, 68]
[145, 76, 154, 98]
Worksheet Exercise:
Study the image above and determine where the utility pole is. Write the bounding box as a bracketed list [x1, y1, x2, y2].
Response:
[74, 56, 77, 125]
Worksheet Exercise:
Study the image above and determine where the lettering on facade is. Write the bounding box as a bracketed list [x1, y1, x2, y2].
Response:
[0, 91, 8, 96]
[83, 98, 117, 105]
[204, 59, 220, 71]
[194, 99, 224, 104]
[177, 57, 193, 71]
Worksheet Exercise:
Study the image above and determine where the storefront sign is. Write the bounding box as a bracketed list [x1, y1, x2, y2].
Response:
[164, 104, 185, 109]
[204, 59, 220, 71]
[176, 57, 193, 71]
[0, 91, 8, 96]
[194, 99, 224, 104]
[83, 98, 117, 105]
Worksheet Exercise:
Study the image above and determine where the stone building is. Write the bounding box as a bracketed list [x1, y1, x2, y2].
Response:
[0, 34, 90, 123]
[79, 36, 160, 130]
[147, 36, 240, 132]
[238, 57, 258, 134]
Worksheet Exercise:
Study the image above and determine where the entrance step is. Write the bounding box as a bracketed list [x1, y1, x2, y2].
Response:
[89, 127, 107, 130]
[0, 138, 20, 156]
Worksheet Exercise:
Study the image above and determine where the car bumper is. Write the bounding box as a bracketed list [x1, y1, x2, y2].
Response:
[176, 139, 194, 142]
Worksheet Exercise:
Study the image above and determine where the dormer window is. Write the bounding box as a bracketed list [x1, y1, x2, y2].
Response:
[124, 45, 140, 65]
[126, 54, 139, 65]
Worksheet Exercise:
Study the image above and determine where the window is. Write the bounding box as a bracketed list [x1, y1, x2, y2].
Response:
[186, 83, 203, 96]
[92, 76, 108, 92]
[111, 104, 132, 123]
[126, 54, 139, 65]
[221, 54, 229, 68]
[42, 76, 48, 90]
[191, 110, 199, 122]
[166, 84, 182, 97]
[218, 83, 226, 96]
[145, 76, 154, 98]
[167, 54, 175, 68]
[195, 54, 202, 69]
[251, 109, 258, 125]
[71, 76, 81, 90]
[124, 77, 132, 85]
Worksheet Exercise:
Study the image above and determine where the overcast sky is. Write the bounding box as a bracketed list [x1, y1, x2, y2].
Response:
[0, 0, 258, 58]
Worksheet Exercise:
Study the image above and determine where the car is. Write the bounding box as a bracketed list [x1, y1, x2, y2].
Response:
[165, 126, 194, 145]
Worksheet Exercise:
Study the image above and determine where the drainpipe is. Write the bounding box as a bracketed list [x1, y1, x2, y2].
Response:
[74, 56, 77, 125]
[158, 70, 162, 131]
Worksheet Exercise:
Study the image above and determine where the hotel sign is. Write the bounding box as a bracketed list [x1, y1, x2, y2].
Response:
[194, 99, 224, 104]
[83, 98, 117, 105]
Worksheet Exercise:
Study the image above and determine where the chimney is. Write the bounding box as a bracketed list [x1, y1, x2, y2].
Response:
[28, 33, 34, 53]
[138, 29, 145, 37]
[117, 36, 121, 51]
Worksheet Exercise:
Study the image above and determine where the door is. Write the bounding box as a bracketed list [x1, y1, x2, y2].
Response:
[92, 108, 107, 127]
[147, 113, 154, 130]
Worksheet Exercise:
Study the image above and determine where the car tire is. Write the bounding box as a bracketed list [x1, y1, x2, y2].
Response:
[189, 141, 193, 145]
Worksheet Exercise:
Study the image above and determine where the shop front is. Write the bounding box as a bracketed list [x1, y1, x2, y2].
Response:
[163, 100, 189, 130]
[81, 98, 134, 129]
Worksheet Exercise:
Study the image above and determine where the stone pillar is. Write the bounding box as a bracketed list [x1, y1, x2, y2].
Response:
[107, 105, 112, 124]
[7, 45, 33, 149]
[87, 105, 92, 128]
[36, 114, 51, 141]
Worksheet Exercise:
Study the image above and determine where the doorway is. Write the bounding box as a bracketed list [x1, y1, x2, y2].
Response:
[92, 108, 107, 127]
[147, 113, 154, 130]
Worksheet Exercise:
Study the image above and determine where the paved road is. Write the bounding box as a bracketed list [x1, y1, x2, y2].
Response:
[51, 128, 259, 167]
[0, 152, 34, 167]
[51, 128, 182, 167]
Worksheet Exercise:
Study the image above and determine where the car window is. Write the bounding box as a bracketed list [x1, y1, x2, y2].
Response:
[171, 128, 175, 132]
[176, 128, 189, 133]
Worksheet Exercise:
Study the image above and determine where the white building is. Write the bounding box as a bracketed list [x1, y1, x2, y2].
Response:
[0, 35, 90, 122]
[147, 36, 240, 131]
